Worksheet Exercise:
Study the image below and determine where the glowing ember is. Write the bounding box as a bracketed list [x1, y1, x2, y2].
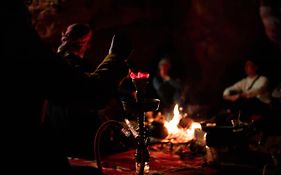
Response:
[164, 104, 202, 143]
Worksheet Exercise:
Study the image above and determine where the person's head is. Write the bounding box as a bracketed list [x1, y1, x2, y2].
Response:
[158, 58, 171, 77]
[259, 0, 281, 46]
[244, 59, 259, 77]
[57, 23, 92, 58]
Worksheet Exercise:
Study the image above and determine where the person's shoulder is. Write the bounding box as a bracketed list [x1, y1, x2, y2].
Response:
[259, 75, 269, 81]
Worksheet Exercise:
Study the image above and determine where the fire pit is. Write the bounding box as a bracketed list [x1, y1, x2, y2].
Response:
[149, 104, 207, 156]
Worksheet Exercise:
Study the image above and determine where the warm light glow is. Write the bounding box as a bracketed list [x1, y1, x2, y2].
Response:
[130, 72, 150, 79]
[164, 104, 202, 143]
[164, 104, 181, 134]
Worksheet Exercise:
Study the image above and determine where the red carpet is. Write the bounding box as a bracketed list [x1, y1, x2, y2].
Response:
[70, 144, 218, 175]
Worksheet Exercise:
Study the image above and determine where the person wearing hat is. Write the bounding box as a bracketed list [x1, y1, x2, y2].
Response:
[57, 23, 94, 73]
[46, 23, 132, 158]
[4, 1, 132, 174]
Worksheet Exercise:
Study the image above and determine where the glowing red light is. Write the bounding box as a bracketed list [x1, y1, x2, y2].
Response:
[130, 72, 150, 79]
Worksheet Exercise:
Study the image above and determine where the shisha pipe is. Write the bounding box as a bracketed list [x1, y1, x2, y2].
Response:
[94, 70, 159, 174]
[130, 72, 151, 175]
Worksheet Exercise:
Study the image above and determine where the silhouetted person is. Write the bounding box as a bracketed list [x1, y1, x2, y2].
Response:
[259, 2, 281, 173]
[4, 1, 131, 174]
[46, 23, 103, 158]
[57, 23, 93, 71]
[260, 0, 281, 118]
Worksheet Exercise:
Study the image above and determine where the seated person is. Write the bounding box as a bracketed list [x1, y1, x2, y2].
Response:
[152, 57, 182, 114]
[223, 59, 271, 121]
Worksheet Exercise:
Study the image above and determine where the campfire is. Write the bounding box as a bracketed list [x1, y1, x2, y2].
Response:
[163, 104, 205, 144]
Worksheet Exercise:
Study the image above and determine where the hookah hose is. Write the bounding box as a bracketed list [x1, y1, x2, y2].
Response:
[94, 120, 126, 173]
[94, 62, 148, 174]
[94, 119, 147, 174]
[94, 118, 148, 174]
[94, 58, 136, 172]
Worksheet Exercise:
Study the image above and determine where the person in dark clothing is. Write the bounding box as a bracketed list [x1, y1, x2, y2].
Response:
[152, 58, 182, 114]
[260, 0, 281, 114]
[47, 23, 100, 158]
[259, 2, 281, 173]
[57, 23, 94, 72]
[3, 1, 131, 174]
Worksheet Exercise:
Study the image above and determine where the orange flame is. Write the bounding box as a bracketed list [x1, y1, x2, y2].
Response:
[164, 104, 181, 134]
[164, 104, 202, 143]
